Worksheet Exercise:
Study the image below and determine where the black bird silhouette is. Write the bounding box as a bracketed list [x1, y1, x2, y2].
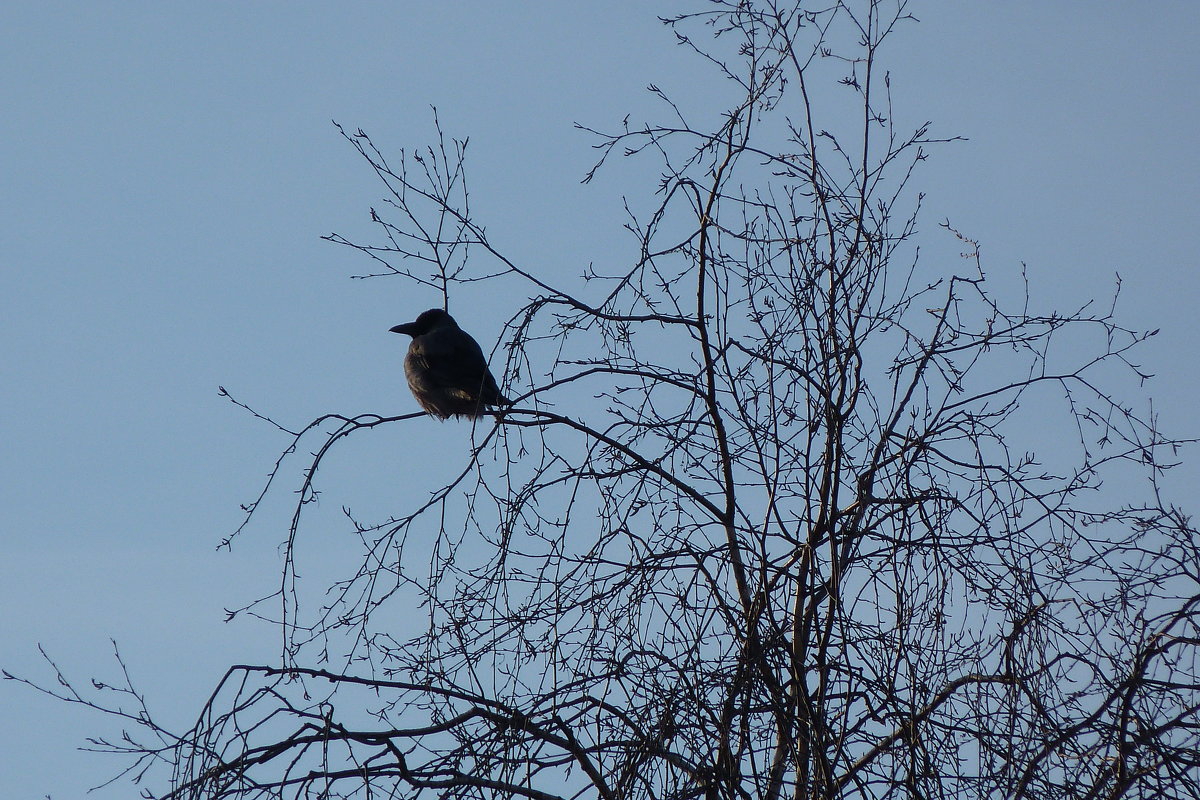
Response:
[389, 308, 508, 419]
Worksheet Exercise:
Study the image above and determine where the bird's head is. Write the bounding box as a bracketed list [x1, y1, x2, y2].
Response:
[389, 308, 456, 337]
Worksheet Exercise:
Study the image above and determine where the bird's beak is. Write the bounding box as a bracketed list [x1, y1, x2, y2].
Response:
[390, 323, 416, 335]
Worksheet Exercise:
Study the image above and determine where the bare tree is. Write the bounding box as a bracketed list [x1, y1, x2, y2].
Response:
[13, 2, 1198, 798]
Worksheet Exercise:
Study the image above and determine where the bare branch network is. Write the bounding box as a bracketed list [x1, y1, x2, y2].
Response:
[16, 2, 1198, 799]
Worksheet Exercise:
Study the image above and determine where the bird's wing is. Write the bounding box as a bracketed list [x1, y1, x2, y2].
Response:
[416, 327, 495, 398]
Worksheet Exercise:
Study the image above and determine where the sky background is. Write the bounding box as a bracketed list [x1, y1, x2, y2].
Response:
[2, 2, 1197, 796]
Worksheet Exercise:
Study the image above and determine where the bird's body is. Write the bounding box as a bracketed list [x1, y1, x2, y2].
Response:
[390, 308, 507, 419]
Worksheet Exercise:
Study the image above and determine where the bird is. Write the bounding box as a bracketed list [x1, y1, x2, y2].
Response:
[389, 308, 508, 419]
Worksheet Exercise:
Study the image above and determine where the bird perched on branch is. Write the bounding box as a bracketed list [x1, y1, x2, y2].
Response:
[390, 308, 508, 419]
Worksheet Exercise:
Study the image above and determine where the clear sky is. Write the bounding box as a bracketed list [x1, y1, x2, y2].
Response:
[2, 2, 1197, 796]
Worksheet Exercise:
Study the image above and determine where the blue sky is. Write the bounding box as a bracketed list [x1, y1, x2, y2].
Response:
[2, 2, 1197, 796]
